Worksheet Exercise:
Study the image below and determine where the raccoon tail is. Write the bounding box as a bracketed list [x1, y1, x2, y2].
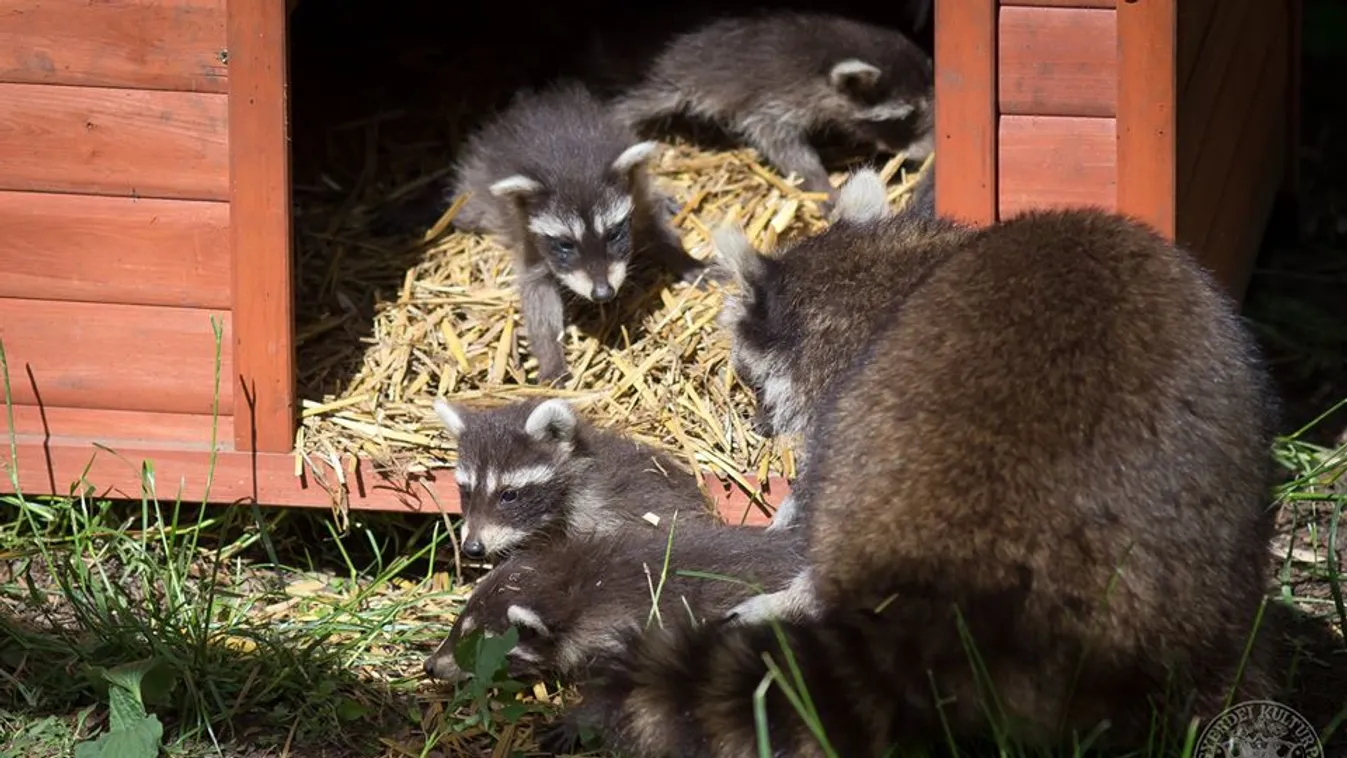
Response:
[565, 609, 969, 758]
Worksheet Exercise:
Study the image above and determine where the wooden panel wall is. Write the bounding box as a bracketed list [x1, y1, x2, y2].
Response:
[934, 0, 998, 225]
[994, 2, 1118, 219]
[0, 0, 234, 449]
[1175, 0, 1292, 296]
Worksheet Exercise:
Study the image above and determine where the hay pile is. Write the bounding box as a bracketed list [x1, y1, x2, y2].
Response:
[292, 138, 930, 506]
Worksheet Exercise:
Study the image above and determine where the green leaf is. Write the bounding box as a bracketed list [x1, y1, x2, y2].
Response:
[73, 714, 163, 758]
[107, 684, 146, 734]
[334, 696, 369, 722]
[473, 627, 518, 683]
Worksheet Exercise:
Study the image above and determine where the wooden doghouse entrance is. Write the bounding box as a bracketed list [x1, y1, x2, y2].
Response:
[0, 0, 1299, 518]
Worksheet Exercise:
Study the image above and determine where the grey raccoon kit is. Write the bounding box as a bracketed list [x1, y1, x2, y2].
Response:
[610, 12, 934, 203]
[421, 524, 807, 686]
[562, 207, 1282, 757]
[715, 168, 961, 529]
[431, 396, 720, 561]
[446, 80, 708, 382]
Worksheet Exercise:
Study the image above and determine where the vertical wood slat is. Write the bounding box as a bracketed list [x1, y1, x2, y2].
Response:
[934, 0, 998, 225]
[1116, 0, 1177, 240]
[228, 0, 296, 454]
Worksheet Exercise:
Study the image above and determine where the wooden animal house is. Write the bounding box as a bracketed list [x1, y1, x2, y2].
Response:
[0, 0, 1301, 522]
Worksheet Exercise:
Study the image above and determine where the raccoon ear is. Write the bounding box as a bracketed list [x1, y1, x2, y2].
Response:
[610, 141, 660, 176]
[829, 59, 883, 93]
[524, 398, 579, 444]
[710, 222, 765, 288]
[834, 168, 890, 224]
[432, 397, 467, 437]
[489, 174, 544, 199]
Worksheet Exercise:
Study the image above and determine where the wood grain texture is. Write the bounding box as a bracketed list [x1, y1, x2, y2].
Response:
[228, 0, 296, 454]
[1116, 0, 1177, 239]
[999, 6, 1117, 117]
[998, 115, 1117, 217]
[0, 191, 230, 309]
[0, 83, 229, 200]
[1, 405, 232, 448]
[1001, 0, 1114, 7]
[1175, 0, 1255, 199]
[1182, 0, 1288, 297]
[0, 297, 233, 415]
[0, 0, 227, 92]
[0, 442, 783, 523]
[1177, 0, 1219, 99]
[933, 0, 997, 225]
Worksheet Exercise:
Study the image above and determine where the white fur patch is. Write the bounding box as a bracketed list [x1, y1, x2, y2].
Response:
[710, 222, 762, 286]
[558, 269, 596, 299]
[509, 645, 543, 663]
[557, 627, 632, 672]
[454, 465, 477, 490]
[529, 212, 585, 241]
[524, 398, 579, 443]
[457, 615, 478, 636]
[472, 522, 529, 555]
[432, 397, 466, 437]
[489, 174, 544, 198]
[506, 604, 552, 637]
[765, 492, 799, 531]
[860, 102, 917, 122]
[607, 260, 628, 292]
[593, 195, 634, 235]
[834, 168, 890, 224]
[497, 464, 557, 490]
[725, 569, 821, 624]
[611, 141, 659, 175]
[761, 371, 803, 438]
[566, 484, 616, 535]
[829, 58, 882, 90]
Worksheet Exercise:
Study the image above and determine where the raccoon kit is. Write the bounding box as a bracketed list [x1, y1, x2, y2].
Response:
[610, 12, 934, 203]
[716, 168, 961, 529]
[432, 396, 721, 561]
[559, 207, 1282, 757]
[446, 80, 708, 382]
[422, 524, 807, 686]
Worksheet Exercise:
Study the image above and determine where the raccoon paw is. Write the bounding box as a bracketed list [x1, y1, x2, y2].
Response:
[538, 711, 603, 755]
[724, 591, 788, 625]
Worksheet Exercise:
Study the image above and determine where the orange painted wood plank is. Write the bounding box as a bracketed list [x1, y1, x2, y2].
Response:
[0, 405, 232, 448]
[228, 0, 295, 454]
[0, 0, 227, 93]
[934, 0, 997, 225]
[1116, 0, 1177, 240]
[0, 442, 783, 524]
[1001, 0, 1114, 7]
[0, 297, 233, 415]
[0, 82, 229, 201]
[999, 6, 1117, 117]
[0, 191, 230, 309]
[998, 115, 1117, 217]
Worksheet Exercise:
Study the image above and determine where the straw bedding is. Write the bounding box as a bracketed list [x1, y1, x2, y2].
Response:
[291, 128, 931, 515]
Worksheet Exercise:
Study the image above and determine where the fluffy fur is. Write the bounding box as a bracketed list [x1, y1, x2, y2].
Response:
[609, 11, 933, 203]
[446, 79, 707, 382]
[432, 397, 721, 561]
[422, 524, 807, 689]
[562, 207, 1282, 757]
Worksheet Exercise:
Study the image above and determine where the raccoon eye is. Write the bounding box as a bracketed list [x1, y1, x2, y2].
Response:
[605, 218, 630, 244]
[550, 238, 576, 259]
[500, 489, 519, 504]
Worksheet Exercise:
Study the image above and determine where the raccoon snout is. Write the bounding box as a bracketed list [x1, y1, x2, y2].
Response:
[591, 281, 615, 302]
[423, 653, 468, 683]
[462, 538, 487, 559]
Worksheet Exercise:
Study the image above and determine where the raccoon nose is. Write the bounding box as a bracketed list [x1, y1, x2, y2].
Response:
[422, 657, 436, 678]
[462, 539, 486, 559]
[591, 282, 615, 302]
